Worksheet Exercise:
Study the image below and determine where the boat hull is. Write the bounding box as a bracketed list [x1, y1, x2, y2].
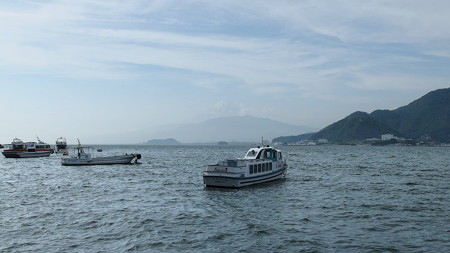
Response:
[55, 149, 68, 154]
[2, 150, 53, 158]
[203, 166, 287, 188]
[61, 154, 139, 166]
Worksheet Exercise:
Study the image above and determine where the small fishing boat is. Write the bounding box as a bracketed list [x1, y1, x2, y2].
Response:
[2, 137, 54, 158]
[61, 140, 141, 166]
[203, 140, 288, 188]
[55, 137, 68, 154]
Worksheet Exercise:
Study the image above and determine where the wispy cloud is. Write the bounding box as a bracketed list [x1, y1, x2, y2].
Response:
[2, 1, 449, 89]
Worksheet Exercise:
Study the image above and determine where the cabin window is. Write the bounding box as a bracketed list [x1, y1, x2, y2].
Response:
[250, 163, 273, 174]
[246, 150, 257, 158]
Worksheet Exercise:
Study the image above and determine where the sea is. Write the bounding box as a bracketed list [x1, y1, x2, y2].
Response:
[0, 145, 449, 252]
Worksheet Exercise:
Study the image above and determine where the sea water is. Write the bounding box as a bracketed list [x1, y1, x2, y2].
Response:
[0, 145, 449, 252]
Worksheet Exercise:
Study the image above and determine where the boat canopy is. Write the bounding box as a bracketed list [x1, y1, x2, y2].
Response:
[56, 137, 67, 145]
[243, 146, 282, 161]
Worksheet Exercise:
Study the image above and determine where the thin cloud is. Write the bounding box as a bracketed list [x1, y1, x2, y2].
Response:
[2, 1, 448, 92]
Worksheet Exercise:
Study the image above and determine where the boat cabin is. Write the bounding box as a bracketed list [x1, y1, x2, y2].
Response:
[76, 146, 92, 159]
[11, 138, 25, 150]
[56, 138, 67, 149]
[8, 137, 51, 151]
[36, 143, 51, 149]
[243, 146, 283, 161]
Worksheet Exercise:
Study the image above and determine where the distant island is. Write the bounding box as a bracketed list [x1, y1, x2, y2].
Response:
[273, 87, 450, 146]
[145, 138, 181, 145]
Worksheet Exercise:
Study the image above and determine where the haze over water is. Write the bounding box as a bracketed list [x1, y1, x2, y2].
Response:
[1, 145, 449, 252]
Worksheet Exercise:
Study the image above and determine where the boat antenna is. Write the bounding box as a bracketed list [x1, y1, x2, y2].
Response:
[261, 136, 264, 146]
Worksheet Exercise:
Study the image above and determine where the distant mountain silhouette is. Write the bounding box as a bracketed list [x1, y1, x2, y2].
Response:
[87, 115, 314, 144]
[145, 138, 181, 145]
[274, 87, 450, 144]
[172, 115, 314, 143]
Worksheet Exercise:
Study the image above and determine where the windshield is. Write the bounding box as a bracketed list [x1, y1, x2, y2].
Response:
[246, 149, 257, 158]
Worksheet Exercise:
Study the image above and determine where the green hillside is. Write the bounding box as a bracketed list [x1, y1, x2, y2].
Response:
[311, 111, 400, 143]
[371, 88, 450, 142]
[272, 133, 314, 144]
[273, 87, 450, 144]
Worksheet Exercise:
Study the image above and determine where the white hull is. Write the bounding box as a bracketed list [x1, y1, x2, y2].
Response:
[203, 165, 287, 188]
[55, 149, 68, 154]
[62, 154, 139, 166]
[2, 150, 53, 158]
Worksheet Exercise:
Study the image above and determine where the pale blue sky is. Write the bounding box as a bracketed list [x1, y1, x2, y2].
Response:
[1, 0, 449, 143]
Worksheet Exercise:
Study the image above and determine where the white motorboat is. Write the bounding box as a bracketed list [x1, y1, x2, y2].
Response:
[203, 142, 288, 188]
[61, 141, 141, 166]
[55, 137, 68, 154]
[2, 137, 54, 158]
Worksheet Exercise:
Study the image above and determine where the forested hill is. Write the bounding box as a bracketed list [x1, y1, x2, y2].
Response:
[370, 88, 450, 142]
[273, 87, 450, 144]
[310, 111, 400, 143]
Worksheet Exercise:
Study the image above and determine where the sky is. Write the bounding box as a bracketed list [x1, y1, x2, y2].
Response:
[1, 0, 449, 144]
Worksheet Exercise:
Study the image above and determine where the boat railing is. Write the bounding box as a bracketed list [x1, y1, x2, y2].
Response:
[237, 158, 274, 163]
[212, 158, 275, 167]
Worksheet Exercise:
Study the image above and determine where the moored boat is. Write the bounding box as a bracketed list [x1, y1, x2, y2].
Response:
[2, 137, 54, 158]
[55, 137, 68, 154]
[203, 142, 288, 188]
[61, 140, 141, 166]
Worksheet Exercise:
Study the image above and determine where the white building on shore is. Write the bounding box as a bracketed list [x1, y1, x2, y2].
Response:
[381, 134, 405, 141]
[381, 134, 394, 141]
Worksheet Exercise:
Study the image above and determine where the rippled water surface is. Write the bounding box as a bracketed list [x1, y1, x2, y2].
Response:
[1, 145, 449, 252]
